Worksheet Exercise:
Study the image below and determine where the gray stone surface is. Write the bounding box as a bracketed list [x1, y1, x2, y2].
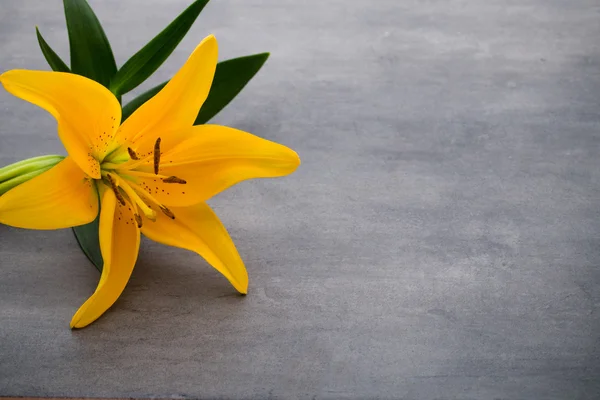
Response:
[1, 0, 599, 398]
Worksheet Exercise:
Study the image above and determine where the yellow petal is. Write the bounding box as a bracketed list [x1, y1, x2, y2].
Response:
[70, 187, 140, 329]
[0, 70, 121, 178]
[130, 125, 300, 207]
[0, 157, 98, 229]
[115, 35, 217, 152]
[141, 202, 248, 294]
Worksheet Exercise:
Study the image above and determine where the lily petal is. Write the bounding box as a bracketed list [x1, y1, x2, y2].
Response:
[70, 187, 140, 328]
[0, 70, 121, 178]
[115, 35, 217, 152]
[0, 157, 98, 229]
[141, 202, 248, 294]
[131, 125, 300, 207]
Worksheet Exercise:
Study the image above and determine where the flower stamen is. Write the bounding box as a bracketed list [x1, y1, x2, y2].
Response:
[159, 205, 175, 219]
[112, 175, 156, 221]
[123, 178, 176, 220]
[162, 176, 187, 184]
[134, 213, 143, 228]
[109, 145, 158, 171]
[153, 137, 161, 174]
[119, 185, 144, 228]
[127, 147, 140, 160]
[105, 173, 126, 206]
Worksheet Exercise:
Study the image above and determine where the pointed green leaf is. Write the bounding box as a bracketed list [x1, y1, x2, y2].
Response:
[73, 213, 103, 272]
[110, 0, 210, 96]
[36, 27, 70, 72]
[121, 53, 270, 123]
[195, 52, 269, 124]
[63, 0, 117, 89]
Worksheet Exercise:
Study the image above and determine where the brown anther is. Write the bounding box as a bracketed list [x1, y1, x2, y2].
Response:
[162, 176, 187, 184]
[134, 213, 143, 228]
[153, 137, 161, 174]
[106, 173, 126, 206]
[127, 147, 140, 160]
[160, 205, 175, 220]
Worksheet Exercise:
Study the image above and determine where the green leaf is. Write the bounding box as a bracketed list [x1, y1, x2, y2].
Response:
[63, 0, 117, 89]
[195, 53, 269, 124]
[35, 27, 71, 72]
[121, 53, 270, 123]
[110, 0, 210, 96]
[73, 213, 103, 272]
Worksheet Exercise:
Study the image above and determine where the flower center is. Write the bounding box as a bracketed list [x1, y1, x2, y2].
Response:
[96, 137, 186, 227]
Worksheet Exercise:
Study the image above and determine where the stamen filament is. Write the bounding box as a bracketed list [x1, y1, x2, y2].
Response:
[124, 179, 176, 220]
[109, 155, 152, 172]
[101, 162, 130, 170]
[110, 142, 164, 171]
[120, 188, 144, 228]
[121, 170, 170, 179]
[113, 175, 157, 221]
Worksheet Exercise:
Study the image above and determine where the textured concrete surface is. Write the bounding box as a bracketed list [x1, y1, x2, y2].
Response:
[1, 0, 600, 399]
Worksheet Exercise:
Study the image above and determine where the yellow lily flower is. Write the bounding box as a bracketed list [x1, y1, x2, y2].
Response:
[0, 35, 300, 328]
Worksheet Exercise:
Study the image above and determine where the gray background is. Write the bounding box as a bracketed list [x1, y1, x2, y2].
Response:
[1, 0, 599, 399]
